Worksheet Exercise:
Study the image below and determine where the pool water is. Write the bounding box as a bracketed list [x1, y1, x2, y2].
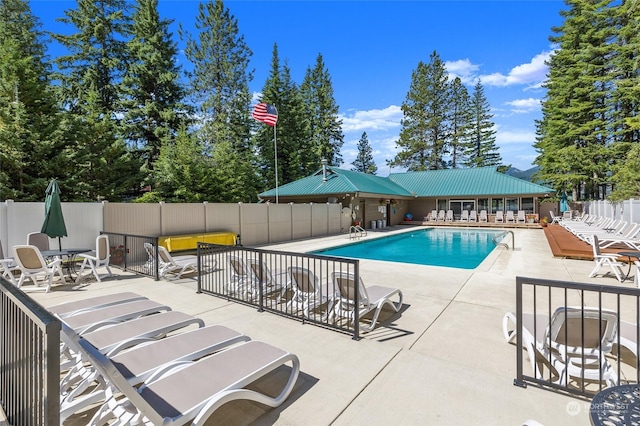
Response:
[312, 228, 504, 269]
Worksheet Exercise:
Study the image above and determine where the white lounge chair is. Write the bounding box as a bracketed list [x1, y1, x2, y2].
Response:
[157, 246, 199, 279]
[11, 244, 65, 292]
[460, 210, 469, 222]
[329, 271, 403, 333]
[549, 211, 563, 224]
[479, 210, 488, 223]
[588, 235, 625, 282]
[227, 254, 250, 295]
[517, 210, 526, 223]
[506, 211, 515, 223]
[286, 266, 331, 318]
[429, 210, 437, 221]
[81, 339, 300, 426]
[77, 234, 113, 282]
[48, 292, 148, 318]
[246, 257, 288, 299]
[469, 210, 477, 222]
[445, 210, 454, 222]
[495, 211, 504, 223]
[502, 306, 619, 387]
[437, 210, 445, 221]
[0, 240, 18, 285]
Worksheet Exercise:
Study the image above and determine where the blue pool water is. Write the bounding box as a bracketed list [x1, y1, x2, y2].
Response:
[312, 228, 504, 269]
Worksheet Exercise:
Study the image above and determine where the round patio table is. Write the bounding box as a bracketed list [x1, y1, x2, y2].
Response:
[40, 248, 91, 281]
[590, 384, 640, 426]
[618, 251, 640, 282]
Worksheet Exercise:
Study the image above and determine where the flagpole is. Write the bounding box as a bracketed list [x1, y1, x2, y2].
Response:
[274, 123, 278, 204]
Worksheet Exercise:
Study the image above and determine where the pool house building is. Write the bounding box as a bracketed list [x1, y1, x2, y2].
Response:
[258, 166, 555, 228]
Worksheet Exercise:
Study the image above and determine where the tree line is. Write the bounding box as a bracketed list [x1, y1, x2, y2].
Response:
[535, 0, 640, 201]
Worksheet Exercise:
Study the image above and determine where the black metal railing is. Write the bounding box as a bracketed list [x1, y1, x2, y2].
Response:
[513, 276, 640, 397]
[0, 277, 60, 425]
[102, 232, 159, 280]
[196, 243, 365, 339]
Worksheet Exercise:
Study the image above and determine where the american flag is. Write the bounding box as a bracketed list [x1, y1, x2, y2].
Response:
[252, 103, 278, 126]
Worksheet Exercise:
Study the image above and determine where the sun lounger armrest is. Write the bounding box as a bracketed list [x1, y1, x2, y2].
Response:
[104, 337, 163, 357]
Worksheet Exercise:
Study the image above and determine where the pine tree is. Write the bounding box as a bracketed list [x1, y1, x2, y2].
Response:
[464, 81, 501, 168]
[121, 0, 187, 180]
[352, 132, 378, 174]
[0, 0, 62, 200]
[299, 53, 344, 167]
[390, 51, 451, 171]
[448, 77, 472, 168]
[51, 0, 141, 200]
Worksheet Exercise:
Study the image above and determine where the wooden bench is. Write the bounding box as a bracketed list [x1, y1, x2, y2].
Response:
[158, 232, 238, 253]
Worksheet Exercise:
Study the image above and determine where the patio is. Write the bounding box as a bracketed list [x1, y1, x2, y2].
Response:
[27, 225, 631, 425]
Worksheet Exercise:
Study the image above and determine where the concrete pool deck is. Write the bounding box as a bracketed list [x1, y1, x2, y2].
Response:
[29, 225, 633, 425]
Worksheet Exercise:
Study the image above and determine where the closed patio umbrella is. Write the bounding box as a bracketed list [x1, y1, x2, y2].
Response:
[560, 191, 569, 213]
[41, 179, 67, 251]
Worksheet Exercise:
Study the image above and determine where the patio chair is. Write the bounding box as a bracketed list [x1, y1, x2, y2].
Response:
[549, 211, 562, 224]
[494, 211, 504, 223]
[517, 210, 526, 223]
[460, 210, 469, 222]
[81, 338, 300, 426]
[588, 235, 625, 282]
[428, 210, 437, 221]
[48, 292, 147, 318]
[479, 210, 488, 223]
[469, 210, 477, 222]
[502, 306, 619, 387]
[26, 232, 50, 251]
[437, 210, 445, 221]
[329, 271, 403, 333]
[286, 266, 331, 318]
[597, 224, 640, 250]
[76, 234, 113, 283]
[445, 210, 454, 222]
[11, 244, 65, 292]
[506, 210, 515, 223]
[157, 246, 200, 279]
[246, 257, 288, 300]
[0, 240, 18, 285]
[60, 324, 251, 423]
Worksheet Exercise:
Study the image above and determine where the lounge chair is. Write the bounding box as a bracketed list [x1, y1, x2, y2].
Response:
[59, 324, 251, 423]
[429, 210, 437, 221]
[329, 271, 403, 333]
[246, 257, 288, 299]
[502, 306, 619, 387]
[26, 232, 50, 251]
[157, 246, 200, 279]
[479, 210, 488, 223]
[517, 210, 526, 223]
[469, 210, 477, 222]
[48, 292, 148, 318]
[549, 211, 562, 224]
[506, 211, 515, 223]
[286, 266, 331, 318]
[597, 224, 640, 250]
[11, 244, 65, 292]
[445, 210, 454, 222]
[227, 254, 250, 295]
[495, 211, 504, 223]
[81, 339, 300, 426]
[77, 234, 113, 282]
[588, 235, 625, 282]
[460, 210, 469, 222]
[0, 240, 18, 285]
[437, 210, 445, 221]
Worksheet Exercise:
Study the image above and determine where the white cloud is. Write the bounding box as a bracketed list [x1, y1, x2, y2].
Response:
[496, 129, 537, 146]
[340, 105, 403, 132]
[445, 59, 480, 84]
[505, 97, 542, 114]
[480, 51, 552, 87]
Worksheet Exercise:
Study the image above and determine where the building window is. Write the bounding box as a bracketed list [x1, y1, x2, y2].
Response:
[506, 198, 519, 212]
[491, 198, 504, 214]
[521, 197, 534, 213]
[478, 198, 489, 213]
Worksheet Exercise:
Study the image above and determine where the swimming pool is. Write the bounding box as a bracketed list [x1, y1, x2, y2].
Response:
[312, 228, 505, 269]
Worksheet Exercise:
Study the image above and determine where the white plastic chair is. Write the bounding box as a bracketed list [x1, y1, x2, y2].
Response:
[12, 244, 65, 292]
[495, 211, 504, 223]
[77, 235, 113, 282]
[506, 211, 515, 223]
[286, 267, 330, 318]
[0, 240, 18, 284]
[26, 232, 50, 251]
[588, 235, 625, 282]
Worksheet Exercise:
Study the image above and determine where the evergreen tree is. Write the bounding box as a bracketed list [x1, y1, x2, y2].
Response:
[464, 80, 501, 168]
[254, 45, 307, 189]
[448, 77, 472, 168]
[352, 132, 378, 174]
[0, 0, 62, 200]
[299, 53, 344, 167]
[52, 0, 141, 200]
[390, 51, 451, 171]
[121, 0, 187, 180]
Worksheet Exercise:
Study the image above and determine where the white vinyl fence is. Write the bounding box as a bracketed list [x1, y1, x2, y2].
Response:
[0, 200, 349, 255]
[583, 199, 640, 224]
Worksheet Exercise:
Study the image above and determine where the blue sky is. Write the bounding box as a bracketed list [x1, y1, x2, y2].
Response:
[31, 0, 566, 176]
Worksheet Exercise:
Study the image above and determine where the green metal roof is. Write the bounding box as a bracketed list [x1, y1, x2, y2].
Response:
[259, 168, 413, 198]
[388, 167, 554, 197]
[259, 166, 554, 199]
